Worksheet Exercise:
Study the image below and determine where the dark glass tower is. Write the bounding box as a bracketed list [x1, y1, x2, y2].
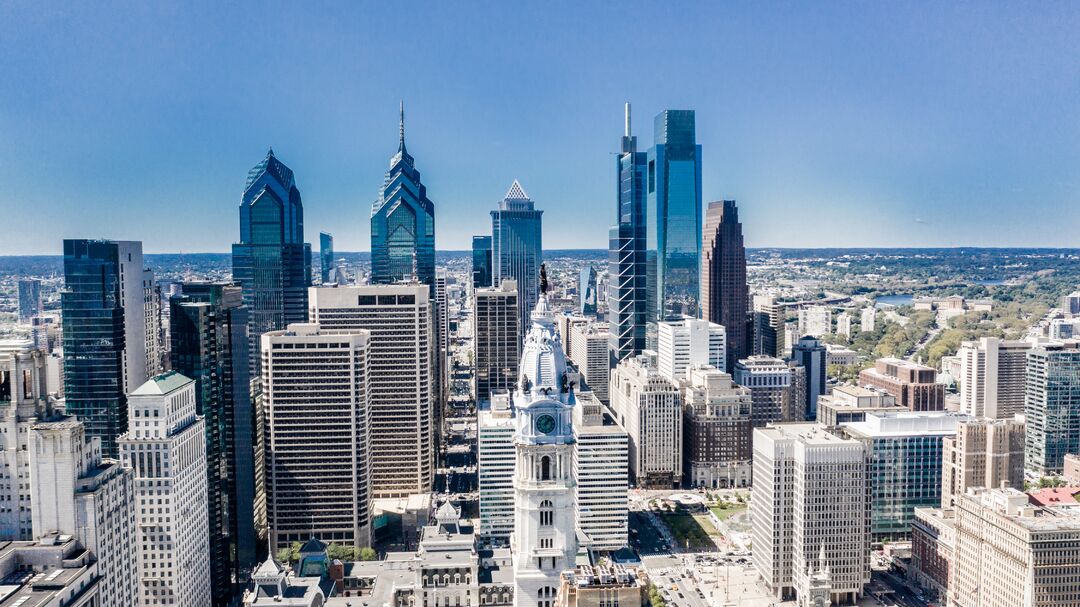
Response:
[371, 102, 436, 288]
[231, 148, 312, 375]
[608, 103, 648, 362]
[61, 239, 148, 458]
[702, 200, 750, 372]
[646, 110, 702, 330]
[491, 180, 543, 339]
[579, 265, 598, 316]
[170, 283, 255, 604]
[319, 231, 334, 283]
[472, 235, 493, 290]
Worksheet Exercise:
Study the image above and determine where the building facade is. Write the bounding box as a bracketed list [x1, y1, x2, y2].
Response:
[607, 104, 648, 364]
[752, 295, 785, 358]
[572, 394, 629, 552]
[700, 199, 749, 372]
[733, 356, 791, 427]
[569, 321, 611, 404]
[682, 365, 752, 488]
[791, 336, 827, 421]
[958, 337, 1032, 419]
[319, 231, 334, 283]
[474, 280, 521, 403]
[941, 417, 1025, 509]
[0, 340, 53, 540]
[656, 318, 726, 384]
[610, 354, 682, 488]
[859, 358, 945, 411]
[491, 180, 543, 341]
[815, 385, 902, 426]
[1024, 340, 1080, 474]
[17, 279, 41, 323]
[473, 235, 494, 290]
[798, 306, 832, 338]
[578, 266, 598, 317]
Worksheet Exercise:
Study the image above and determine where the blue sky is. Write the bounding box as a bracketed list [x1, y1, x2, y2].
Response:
[1, 2, 1078, 254]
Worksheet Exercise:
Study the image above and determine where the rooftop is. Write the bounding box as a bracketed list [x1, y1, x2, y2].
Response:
[130, 371, 193, 396]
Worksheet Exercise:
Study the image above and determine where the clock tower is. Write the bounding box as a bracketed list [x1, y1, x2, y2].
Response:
[511, 284, 578, 607]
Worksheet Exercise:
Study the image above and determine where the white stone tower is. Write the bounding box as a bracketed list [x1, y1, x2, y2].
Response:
[512, 266, 578, 607]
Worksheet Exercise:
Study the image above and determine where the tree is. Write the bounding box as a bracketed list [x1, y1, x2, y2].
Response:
[358, 547, 378, 561]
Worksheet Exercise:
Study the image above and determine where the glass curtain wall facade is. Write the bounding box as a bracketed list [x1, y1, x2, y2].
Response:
[646, 110, 702, 337]
[170, 283, 255, 604]
[491, 180, 542, 340]
[608, 103, 648, 363]
[578, 266, 598, 316]
[472, 235, 493, 290]
[370, 103, 435, 289]
[701, 200, 750, 373]
[231, 148, 311, 376]
[319, 232, 334, 283]
[1025, 344, 1080, 474]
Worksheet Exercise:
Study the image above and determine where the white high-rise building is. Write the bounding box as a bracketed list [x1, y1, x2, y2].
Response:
[143, 269, 163, 378]
[262, 323, 372, 549]
[752, 423, 870, 604]
[835, 311, 852, 339]
[478, 392, 517, 543]
[798, 306, 832, 338]
[958, 337, 1032, 419]
[511, 294, 577, 607]
[656, 318, 726, 383]
[119, 372, 210, 606]
[0, 340, 53, 540]
[569, 321, 611, 403]
[861, 306, 876, 332]
[29, 418, 138, 607]
[572, 392, 628, 551]
[610, 354, 682, 489]
[309, 284, 432, 497]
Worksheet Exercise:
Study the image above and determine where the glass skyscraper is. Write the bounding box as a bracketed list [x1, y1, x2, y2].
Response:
[61, 239, 149, 457]
[608, 103, 648, 362]
[1025, 342, 1080, 474]
[579, 265, 598, 316]
[370, 102, 435, 289]
[17, 279, 41, 323]
[646, 110, 702, 329]
[170, 283, 255, 604]
[491, 180, 542, 339]
[702, 199, 750, 372]
[319, 231, 334, 283]
[231, 148, 312, 375]
[472, 235, 493, 290]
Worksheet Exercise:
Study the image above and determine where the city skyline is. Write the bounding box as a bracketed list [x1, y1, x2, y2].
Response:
[3, 3, 1079, 255]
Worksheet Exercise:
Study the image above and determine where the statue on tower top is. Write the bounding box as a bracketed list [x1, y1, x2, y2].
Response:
[540, 263, 548, 295]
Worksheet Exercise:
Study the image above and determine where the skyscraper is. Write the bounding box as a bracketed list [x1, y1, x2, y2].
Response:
[753, 295, 785, 358]
[791, 336, 827, 420]
[309, 285, 433, 497]
[231, 149, 312, 375]
[17, 279, 41, 323]
[1024, 340, 1080, 474]
[682, 365, 753, 489]
[491, 180, 543, 340]
[262, 324, 372, 550]
[473, 280, 520, 403]
[319, 231, 334, 283]
[646, 110, 702, 328]
[472, 235, 493, 290]
[170, 283, 256, 601]
[656, 317, 726, 383]
[701, 200, 749, 371]
[61, 239, 150, 458]
[569, 321, 611, 404]
[610, 354, 682, 489]
[370, 102, 435, 288]
[578, 265, 598, 316]
[0, 340, 53, 540]
[608, 103, 648, 363]
[958, 336, 1032, 419]
[119, 372, 211, 607]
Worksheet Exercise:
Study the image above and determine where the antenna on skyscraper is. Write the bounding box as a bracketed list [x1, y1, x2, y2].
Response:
[625, 102, 631, 137]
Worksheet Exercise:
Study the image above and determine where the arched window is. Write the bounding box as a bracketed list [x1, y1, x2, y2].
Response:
[539, 500, 554, 527]
[538, 587, 556, 607]
[540, 456, 551, 481]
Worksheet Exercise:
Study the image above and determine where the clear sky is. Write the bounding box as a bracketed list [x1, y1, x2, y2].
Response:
[1, 2, 1078, 255]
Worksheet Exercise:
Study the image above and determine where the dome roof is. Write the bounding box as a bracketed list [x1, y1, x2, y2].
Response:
[517, 294, 567, 398]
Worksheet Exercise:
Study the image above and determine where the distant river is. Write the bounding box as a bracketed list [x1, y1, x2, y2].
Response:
[875, 294, 913, 307]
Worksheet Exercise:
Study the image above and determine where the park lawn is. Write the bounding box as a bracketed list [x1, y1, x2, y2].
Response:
[656, 512, 721, 550]
[710, 504, 747, 521]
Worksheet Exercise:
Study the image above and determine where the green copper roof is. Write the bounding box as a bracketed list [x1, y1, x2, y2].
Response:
[131, 371, 193, 396]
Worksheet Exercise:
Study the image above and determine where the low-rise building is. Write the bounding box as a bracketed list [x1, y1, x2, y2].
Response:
[816, 385, 903, 426]
[909, 507, 954, 597]
[556, 565, 648, 607]
[858, 358, 944, 412]
[0, 535, 101, 607]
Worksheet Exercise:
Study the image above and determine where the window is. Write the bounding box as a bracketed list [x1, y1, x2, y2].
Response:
[539, 500, 553, 527]
[540, 456, 551, 481]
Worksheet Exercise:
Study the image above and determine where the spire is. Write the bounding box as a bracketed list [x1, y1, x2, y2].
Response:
[267, 146, 275, 157]
[624, 102, 631, 137]
[398, 99, 406, 154]
[818, 542, 827, 572]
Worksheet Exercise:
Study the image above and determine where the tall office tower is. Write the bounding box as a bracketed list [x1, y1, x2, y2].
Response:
[733, 356, 792, 427]
[558, 313, 591, 358]
[472, 235, 494, 290]
[170, 283, 256, 600]
[941, 417, 1025, 508]
[569, 321, 611, 403]
[232, 148, 312, 376]
[950, 487, 1080, 607]
[958, 337, 1033, 419]
[608, 103, 648, 364]
[844, 411, 962, 539]
[491, 180, 543, 340]
[319, 231, 334, 283]
[645, 110, 702, 327]
[752, 295, 785, 358]
[61, 239, 149, 457]
[511, 292, 578, 607]
[610, 354, 682, 488]
[572, 394, 629, 551]
[752, 423, 870, 604]
[17, 279, 41, 323]
[371, 103, 436, 288]
[309, 285, 432, 497]
[701, 200, 749, 371]
[858, 358, 945, 411]
[0, 340, 52, 540]
[474, 280, 520, 403]
[836, 311, 852, 339]
[143, 269, 164, 377]
[1062, 291, 1080, 318]
[656, 318, 726, 383]
[791, 336, 827, 420]
[262, 324, 372, 549]
[578, 265, 598, 316]
[478, 392, 516, 543]
[785, 360, 807, 423]
[1024, 340, 1080, 474]
[682, 365, 752, 488]
[29, 418, 138, 607]
[119, 373, 210, 606]
[434, 271, 450, 422]
[797, 306, 832, 337]
[782, 323, 800, 358]
[860, 306, 876, 332]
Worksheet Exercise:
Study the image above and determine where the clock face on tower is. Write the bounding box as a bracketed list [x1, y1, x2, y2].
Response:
[535, 414, 556, 435]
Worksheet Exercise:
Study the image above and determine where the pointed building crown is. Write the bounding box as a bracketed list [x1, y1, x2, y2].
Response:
[505, 179, 530, 201]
